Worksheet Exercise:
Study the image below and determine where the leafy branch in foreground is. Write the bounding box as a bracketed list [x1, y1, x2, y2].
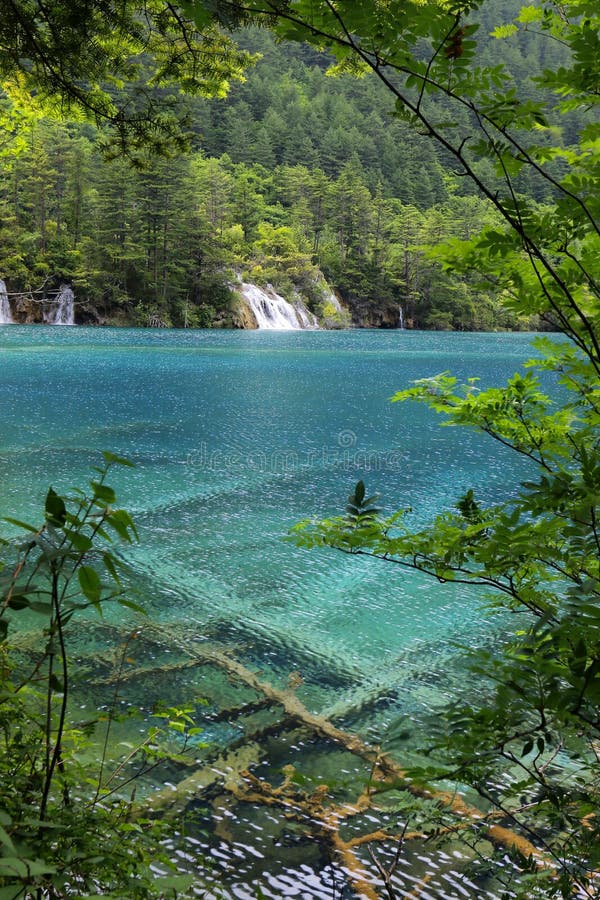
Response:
[0, 0, 255, 154]
[0, 453, 202, 899]
[291, 335, 600, 897]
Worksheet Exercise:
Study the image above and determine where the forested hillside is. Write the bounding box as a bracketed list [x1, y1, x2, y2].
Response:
[0, 10, 570, 329]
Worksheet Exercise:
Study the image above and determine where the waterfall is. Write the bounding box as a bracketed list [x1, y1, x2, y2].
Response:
[240, 283, 316, 330]
[398, 305, 405, 329]
[0, 279, 13, 324]
[321, 288, 351, 328]
[44, 285, 75, 325]
[293, 294, 319, 328]
[324, 290, 344, 315]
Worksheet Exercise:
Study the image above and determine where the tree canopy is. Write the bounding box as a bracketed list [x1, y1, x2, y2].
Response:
[1, 1, 574, 330]
[0, 0, 253, 152]
[190, 0, 599, 349]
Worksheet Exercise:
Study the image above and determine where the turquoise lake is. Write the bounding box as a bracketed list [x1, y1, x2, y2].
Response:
[0, 327, 544, 897]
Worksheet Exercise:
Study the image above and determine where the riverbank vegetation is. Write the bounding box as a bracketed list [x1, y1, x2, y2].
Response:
[0, 122, 517, 329]
[0, 456, 204, 897]
[0, 11, 570, 330]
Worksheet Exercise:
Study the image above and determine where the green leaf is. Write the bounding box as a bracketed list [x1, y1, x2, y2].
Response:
[49, 674, 64, 692]
[0, 825, 15, 852]
[101, 451, 135, 468]
[516, 5, 543, 23]
[105, 509, 138, 542]
[91, 481, 116, 504]
[102, 552, 121, 585]
[352, 480, 365, 506]
[490, 23, 518, 38]
[45, 487, 67, 526]
[0, 887, 26, 900]
[27, 602, 53, 615]
[117, 598, 146, 614]
[0, 857, 56, 877]
[6, 594, 31, 610]
[68, 531, 93, 553]
[78, 565, 102, 603]
[2, 517, 39, 533]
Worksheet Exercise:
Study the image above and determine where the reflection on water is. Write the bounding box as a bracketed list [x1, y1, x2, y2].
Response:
[0, 327, 545, 895]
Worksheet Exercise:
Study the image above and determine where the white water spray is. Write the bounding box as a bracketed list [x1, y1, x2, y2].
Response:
[240, 283, 316, 330]
[44, 285, 75, 325]
[0, 279, 14, 324]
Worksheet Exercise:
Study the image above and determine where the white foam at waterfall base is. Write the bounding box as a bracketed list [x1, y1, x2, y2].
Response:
[44, 285, 75, 325]
[0, 279, 14, 324]
[241, 283, 314, 330]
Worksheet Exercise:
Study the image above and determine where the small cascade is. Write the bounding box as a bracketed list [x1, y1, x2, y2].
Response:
[324, 290, 344, 315]
[43, 285, 75, 325]
[292, 295, 319, 328]
[241, 283, 314, 330]
[0, 279, 14, 324]
[321, 289, 351, 328]
[398, 305, 405, 329]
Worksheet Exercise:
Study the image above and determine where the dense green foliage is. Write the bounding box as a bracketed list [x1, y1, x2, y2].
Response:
[0, 113, 522, 328]
[0, 0, 252, 153]
[1, 7, 571, 329]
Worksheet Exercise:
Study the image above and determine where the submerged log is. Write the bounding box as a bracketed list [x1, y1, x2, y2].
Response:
[146, 741, 263, 815]
[7, 618, 547, 866]
[182, 644, 544, 862]
[90, 656, 210, 685]
[227, 763, 435, 899]
[105, 624, 544, 864]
